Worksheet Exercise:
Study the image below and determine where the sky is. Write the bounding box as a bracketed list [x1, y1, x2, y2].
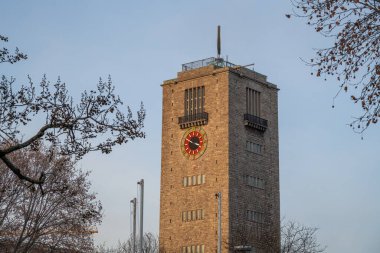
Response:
[2, 1, 380, 252]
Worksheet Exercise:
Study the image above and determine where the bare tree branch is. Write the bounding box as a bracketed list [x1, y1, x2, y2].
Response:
[281, 221, 326, 253]
[0, 35, 146, 185]
[95, 233, 159, 253]
[0, 146, 102, 252]
[0, 155, 44, 185]
[289, 0, 380, 132]
[227, 219, 325, 253]
[0, 35, 27, 64]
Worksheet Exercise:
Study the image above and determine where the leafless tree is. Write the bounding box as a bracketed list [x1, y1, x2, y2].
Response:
[0, 35, 145, 186]
[228, 220, 325, 253]
[0, 158, 24, 234]
[227, 222, 280, 253]
[227, 200, 280, 253]
[0, 145, 102, 252]
[281, 220, 326, 253]
[288, 0, 380, 132]
[95, 232, 159, 253]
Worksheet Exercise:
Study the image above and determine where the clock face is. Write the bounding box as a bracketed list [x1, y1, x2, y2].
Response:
[181, 127, 208, 160]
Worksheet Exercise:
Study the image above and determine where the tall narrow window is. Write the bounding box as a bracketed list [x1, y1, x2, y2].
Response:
[179, 85, 207, 128]
[245, 175, 265, 189]
[184, 90, 189, 117]
[197, 209, 202, 219]
[183, 177, 188, 187]
[189, 88, 193, 115]
[246, 140, 263, 154]
[192, 176, 196, 185]
[246, 87, 261, 116]
[185, 86, 205, 116]
[246, 210, 265, 223]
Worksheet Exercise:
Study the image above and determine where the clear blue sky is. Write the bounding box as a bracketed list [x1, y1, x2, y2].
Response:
[2, 1, 380, 252]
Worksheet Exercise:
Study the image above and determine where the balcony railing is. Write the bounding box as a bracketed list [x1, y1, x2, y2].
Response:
[244, 114, 268, 131]
[182, 57, 237, 71]
[178, 112, 208, 129]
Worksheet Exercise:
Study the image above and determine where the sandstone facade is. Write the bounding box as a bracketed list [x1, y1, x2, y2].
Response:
[160, 61, 280, 253]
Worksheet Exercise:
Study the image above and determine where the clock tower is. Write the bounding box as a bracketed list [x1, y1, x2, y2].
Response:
[159, 57, 280, 253]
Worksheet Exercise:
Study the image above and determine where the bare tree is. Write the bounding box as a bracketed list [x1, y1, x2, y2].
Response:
[0, 35, 145, 186]
[228, 220, 325, 253]
[227, 222, 280, 253]
[95, 232, 159, 253]
[281, 221, 326, 253]
[0, 145, 102, 252]
[226, 200, 280, 253]
[288, 0, 380, 132]
[141, 233, 159, 253]
[0, 158, 24, 233]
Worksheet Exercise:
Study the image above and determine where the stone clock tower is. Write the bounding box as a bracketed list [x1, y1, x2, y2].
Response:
[159, 57, 280, 253]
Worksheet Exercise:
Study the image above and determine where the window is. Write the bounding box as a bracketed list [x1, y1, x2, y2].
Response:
[197, 209, 202, 219]
[185, 86, 205, 116]
[179, 86, 208, 128]
[246, 141, 263, 154]
[245, 175, 265, 189]
[183, 174, 206, 187]
[182, 209, 204, 222]
[246, 210, 264, 223]
[246, 87, 261, 116]
[182, 245, 205, 253]
[183, 177, 188, 187]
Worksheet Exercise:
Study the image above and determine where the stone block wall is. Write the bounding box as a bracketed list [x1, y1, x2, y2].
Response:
[159, 64, 279, 253]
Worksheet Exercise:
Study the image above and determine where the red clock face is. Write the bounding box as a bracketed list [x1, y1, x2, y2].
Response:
[181, 127, 208, 160]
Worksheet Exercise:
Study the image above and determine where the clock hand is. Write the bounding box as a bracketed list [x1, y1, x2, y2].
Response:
[187, 139, 200, 146]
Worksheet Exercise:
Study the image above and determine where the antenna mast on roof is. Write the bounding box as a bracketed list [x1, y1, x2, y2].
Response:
[217, 25, 221, 59]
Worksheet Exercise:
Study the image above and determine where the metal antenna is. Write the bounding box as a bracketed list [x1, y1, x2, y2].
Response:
[217, 25, 221, 58]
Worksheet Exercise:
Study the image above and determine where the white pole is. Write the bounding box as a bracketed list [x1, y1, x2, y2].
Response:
[138, 179, 144, 253]
[217, 192, 222, 253]
[130, 198, 137, 253]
